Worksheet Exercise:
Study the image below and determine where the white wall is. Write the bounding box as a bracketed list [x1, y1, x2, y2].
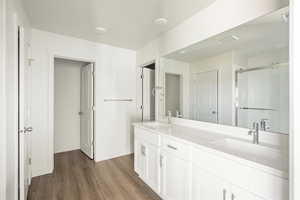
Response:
[291, 1, 299, 199]
[190, 52, 235, 125]
[54, 59, 83, 153]
[4, 0, 31, 199]
[30, 29, 137, 177]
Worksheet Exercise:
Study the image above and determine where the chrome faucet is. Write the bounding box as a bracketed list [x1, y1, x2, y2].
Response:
[167, 111, 172, 124]
[248, 122, 259, 144]
[176, 110, 183, 118]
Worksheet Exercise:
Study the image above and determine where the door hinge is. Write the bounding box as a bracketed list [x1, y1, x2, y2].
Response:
[140, 74, 144, 79]
[140, 105, 144, 110]
[28, 158, 32, 165]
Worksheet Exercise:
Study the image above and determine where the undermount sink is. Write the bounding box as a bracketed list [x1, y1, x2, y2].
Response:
[142, 122, 171, 130]
[208, 138, 288, 170]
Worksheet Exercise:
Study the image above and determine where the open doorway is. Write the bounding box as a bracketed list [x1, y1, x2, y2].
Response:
[165, 73, 182, 117]
[141, 62, 156, 121]
[54, 58, 94, 159]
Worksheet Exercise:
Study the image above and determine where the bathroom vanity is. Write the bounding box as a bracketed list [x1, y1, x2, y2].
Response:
[134, 8, 289, 200]
[133, 122, 288, 200]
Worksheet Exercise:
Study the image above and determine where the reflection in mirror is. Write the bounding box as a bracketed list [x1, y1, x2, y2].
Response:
[165, 73, 182, 117]
[159, 7, 289, 134]
[236, 64, 289, 133]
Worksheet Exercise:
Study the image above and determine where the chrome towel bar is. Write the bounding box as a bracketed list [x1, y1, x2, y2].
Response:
[104, 98, 133, 102]
[238, 107, 276, 111]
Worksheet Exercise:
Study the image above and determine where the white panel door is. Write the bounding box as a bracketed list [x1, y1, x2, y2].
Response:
[134, 139, 146, 177]
[160, 152, 190, 200]
[144, 144, 160, 193]
[80, 63, 94, 159]
[134, 139, 160, 193]
[18, 26, 32, 200]
[191, 70, 218, 123]
[191, 164, 229, 200]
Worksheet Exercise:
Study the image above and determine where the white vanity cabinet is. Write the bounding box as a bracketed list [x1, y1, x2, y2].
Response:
[134, 128, 160, 193]
[191, 164, 229, 200]
[160, 137, 191, 200]
[230, 185, 265, 200]
[191, 163, 264, 200]
[191, 146, 288, 200]
[133, 125, 288, 200]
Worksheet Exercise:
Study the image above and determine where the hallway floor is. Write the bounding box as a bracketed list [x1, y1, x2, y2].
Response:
[28, 150, 161, 200]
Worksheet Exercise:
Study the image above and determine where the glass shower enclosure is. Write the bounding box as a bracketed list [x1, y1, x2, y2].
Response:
[235, 63, 289, 134]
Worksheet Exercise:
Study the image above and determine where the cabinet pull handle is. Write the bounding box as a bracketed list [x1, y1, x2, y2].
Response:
[231, 194, 235, 200]
[223, 189, 226, 200]
[160, 155, 163, 168]
[167, 145, 177, 150]
[141, 145, 146, 156]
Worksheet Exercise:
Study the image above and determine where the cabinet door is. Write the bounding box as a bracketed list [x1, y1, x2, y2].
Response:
[144, 144, 160, 193]
[134, 139, 146, 179]
[160, 152, 190, 200]
[231, 185, 265, 200]
[191, 164, 229, 200]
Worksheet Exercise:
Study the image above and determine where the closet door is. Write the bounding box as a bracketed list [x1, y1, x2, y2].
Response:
[190, 70, 218, 123]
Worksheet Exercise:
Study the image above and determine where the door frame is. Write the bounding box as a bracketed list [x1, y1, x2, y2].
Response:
[49, 54, 96, 172]
[0, 0, 6, 198]
[139, 60, 156, 121]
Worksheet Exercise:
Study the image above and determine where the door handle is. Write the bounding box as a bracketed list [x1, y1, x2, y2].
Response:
[167, 145, 177, 150]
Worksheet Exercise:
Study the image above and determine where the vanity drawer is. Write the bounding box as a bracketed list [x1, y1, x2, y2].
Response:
[134, 127, 161, 146]
[162, 137, 191, 160]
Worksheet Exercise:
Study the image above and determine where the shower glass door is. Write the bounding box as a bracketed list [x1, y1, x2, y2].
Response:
[235, 64, 289, 134]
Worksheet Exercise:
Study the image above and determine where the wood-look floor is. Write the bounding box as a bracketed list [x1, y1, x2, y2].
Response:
[28, 150, 161, 200]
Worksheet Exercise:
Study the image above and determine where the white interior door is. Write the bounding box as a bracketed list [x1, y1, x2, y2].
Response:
[18, 26, 32, 200]
[191, 70, 218, 123]
[80, 63, 94, 159]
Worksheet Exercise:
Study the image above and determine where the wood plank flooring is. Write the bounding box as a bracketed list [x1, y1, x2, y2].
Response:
[28, 150, 161, 200]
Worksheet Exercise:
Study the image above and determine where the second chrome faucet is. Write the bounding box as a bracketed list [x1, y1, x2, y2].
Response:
[248, 122, 260, 144]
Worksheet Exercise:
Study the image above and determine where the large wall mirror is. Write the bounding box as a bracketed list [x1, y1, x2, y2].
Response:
[158, 7, 289, 134]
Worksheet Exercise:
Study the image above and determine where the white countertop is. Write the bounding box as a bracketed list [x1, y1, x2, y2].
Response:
[133, 121, 289, 179]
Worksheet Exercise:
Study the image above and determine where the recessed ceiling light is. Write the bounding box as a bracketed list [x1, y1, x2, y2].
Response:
[179, 50, 186, 54]
[154, 18, 168, 25]
[96, 27, 107, 33]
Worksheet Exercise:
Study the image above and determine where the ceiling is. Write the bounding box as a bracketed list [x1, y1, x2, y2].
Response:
[166, 7, 289, 63]
[23, 0, 216, 50]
